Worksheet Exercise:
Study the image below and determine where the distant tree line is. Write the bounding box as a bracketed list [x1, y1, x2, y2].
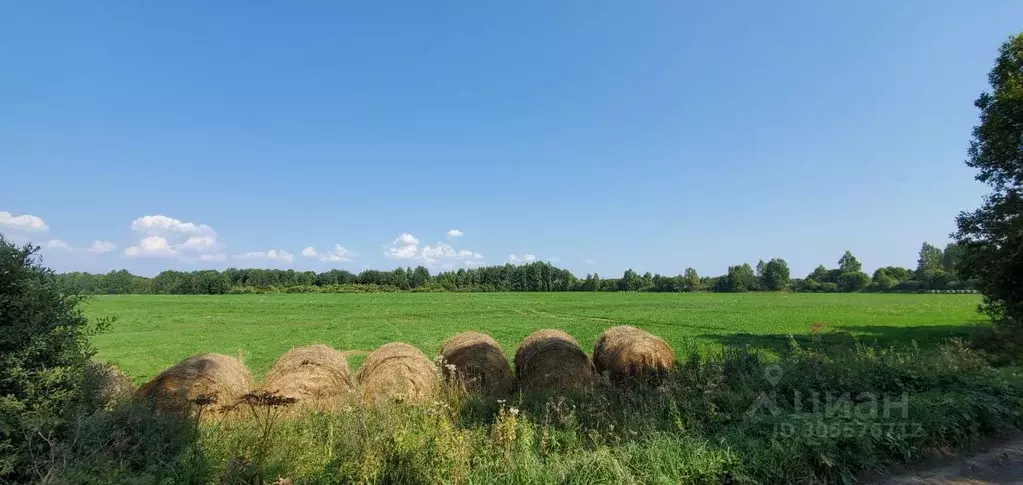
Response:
[788, 243, 971, 293]
[52, 241, 973, 295]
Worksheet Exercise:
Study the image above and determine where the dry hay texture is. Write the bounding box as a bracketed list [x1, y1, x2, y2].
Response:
[136, 353, 253, 413]
[593, 326, 676, 379]
[514, 329, 595, 392]
[356, 343, 439, 406]
[87, 361, 135, 406]
[440, 331, 513, 395]
[263, 344, 353, 406]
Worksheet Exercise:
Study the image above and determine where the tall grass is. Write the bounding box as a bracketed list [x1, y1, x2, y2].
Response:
[46, 333, 1023, 484]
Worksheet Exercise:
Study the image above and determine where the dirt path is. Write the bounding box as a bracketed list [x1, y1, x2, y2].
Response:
[876, 435, 1023, 484]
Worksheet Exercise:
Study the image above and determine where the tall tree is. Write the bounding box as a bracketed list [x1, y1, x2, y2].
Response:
[955, 34, 1023, 325]
[916, 242, 944, 275]
[760, 258, 791, 291]
[941, 242, 964, 275]
[682, 267, 700, 292]
[410, 266, 430, 288]
[392, 267, 410, 290]
[838, 251, 862, 273]
[618, 269, 641, 291]
[724, 264, 757, 292]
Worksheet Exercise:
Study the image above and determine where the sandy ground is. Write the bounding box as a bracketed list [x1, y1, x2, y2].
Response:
[876, 435, 1023, 485]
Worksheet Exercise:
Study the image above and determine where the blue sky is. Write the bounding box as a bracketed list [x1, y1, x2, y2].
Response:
[1, 1, 1020, 277]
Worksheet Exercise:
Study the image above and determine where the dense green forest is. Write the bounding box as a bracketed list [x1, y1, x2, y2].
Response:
[54, 242, 973, 294]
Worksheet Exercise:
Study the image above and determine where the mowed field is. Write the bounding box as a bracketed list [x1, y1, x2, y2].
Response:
[86, 292, 984, 383]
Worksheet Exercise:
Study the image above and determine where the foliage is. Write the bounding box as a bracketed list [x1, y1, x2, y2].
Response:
[682, 267, 701, 292]
[0, 236, 107, 481]
[719, 263, 758, 292]
[838, 250, 862, 273]
[837, 271, 870, 292]
[942, 242, 964, 274]
[955, 33, 1023, 328]
[616, 269, 641, 292]
[916, 242, 944, 277]
[759, 258, 791, 291]
[54, 243, 973, 295]
[45, 333, 1023, 484]
[870, 268, 899, 292]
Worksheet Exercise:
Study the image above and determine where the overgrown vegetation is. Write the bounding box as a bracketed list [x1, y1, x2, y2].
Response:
[0, 237, 109, 481]
[55, 241, 970, 295]
[37, 334, 1023, 484]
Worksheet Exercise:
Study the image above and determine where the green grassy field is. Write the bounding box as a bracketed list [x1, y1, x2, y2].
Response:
[87, 292, 985, 382]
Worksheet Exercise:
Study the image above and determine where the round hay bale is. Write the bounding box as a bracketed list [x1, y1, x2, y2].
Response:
[356, 343, 439, 406]
[136, 353, 253, 413]
[593, 326, 675, 379]
[440, 332, 513, 395]
[86, 361, 135, 406]
[264, 344, 353, 406]
[514, 329, 595, 392]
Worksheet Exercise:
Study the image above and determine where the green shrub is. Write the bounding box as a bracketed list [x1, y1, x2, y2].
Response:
[0, 237, 108, 481]
[56, 332, 1021, 484]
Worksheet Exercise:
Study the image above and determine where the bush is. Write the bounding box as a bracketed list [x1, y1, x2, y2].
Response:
[837, 271, 870, 292]
[0, 237, 107, 481]
[49, 328, 1023, 484]
[895, 280, 925, 292]
[819, 281, 840, 293]
[227, 283, 403, 294]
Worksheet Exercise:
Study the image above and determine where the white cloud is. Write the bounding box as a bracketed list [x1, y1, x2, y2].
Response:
[233, 249, 294, 263]
[320, 244, 354, 262]
[301, 246, 318, 257]
[508, 253, 537, 265]
[421, 245, 454, 260]
[131, 215, 216, 237]
[179, 236, 218, 251]
[88, 241, 116, 254]
[446, 229, 463, 238]
[199, 253, 226, 261]
[128, 214, 221, 260]
[45, 239, 117, 254]
[384, 232, 483, 269]
[0, 211, 48, 232]
[386, 232, 421, 260]
[387, 244, 419, 260]
[394, 233, 419, 246]
[124, 236, 177, 258]
[585, 259, 596, 265]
